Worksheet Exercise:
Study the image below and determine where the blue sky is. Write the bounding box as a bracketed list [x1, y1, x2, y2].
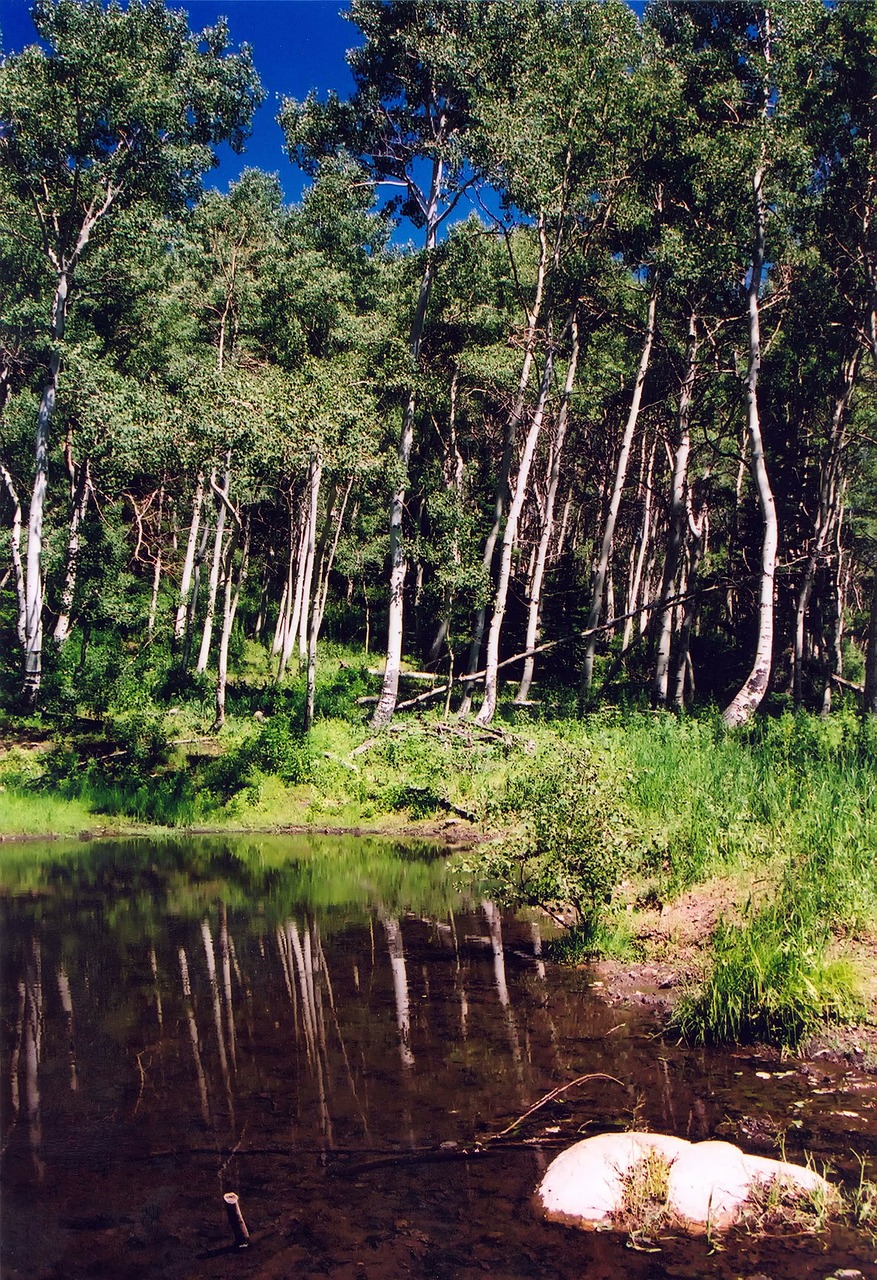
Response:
[0, 0, 360, 203]
[0, 0, 646, 232]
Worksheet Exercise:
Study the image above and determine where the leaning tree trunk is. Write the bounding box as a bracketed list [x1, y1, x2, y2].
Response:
[581, 283, 658, 696]
[515, 317, 580, 704]
[476, 338, 556, 727]
[621, 431, 657, 653]
[196, 456, 231, 675]
[722, 165, 779, 728]
[371, 156, 443, 729]
[174, 472, 205, 643]
[653, 314, 698, 705]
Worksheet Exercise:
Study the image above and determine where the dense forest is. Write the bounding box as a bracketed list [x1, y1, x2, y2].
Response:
[1, 0, 876, 732]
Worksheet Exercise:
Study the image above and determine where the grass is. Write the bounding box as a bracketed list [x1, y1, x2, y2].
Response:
[612, 1151, 673, 1249]
[673, 908, 863, 1051]
[2, 643, 877, 1050]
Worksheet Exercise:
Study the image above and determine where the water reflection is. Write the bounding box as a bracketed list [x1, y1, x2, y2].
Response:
[1, 834, 874, 1280]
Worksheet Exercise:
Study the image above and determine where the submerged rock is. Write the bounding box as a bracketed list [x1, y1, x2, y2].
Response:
[536, 1132, 834, 1235]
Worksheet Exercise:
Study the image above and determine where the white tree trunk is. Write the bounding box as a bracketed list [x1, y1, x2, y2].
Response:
[372, 156, 443, 729]
[792, 350, 859, 704]
[722, 166, 779, 728]
[621, 431, 657, 653]
[53, 459, 91, 645]
[516, 317, 580, 703]
[174, 472, 205, 642]
[581, 284, 658, 695]
[1, 463, 27, 647]
[23, 270, 67, 705]
[297, 456, 323, 665]
[196, 458, 231, 675]
[864, 567, 877, 717]
[653, 315, 698, 705]
[476, 339, 555, 726]
[460, 217, 550, 716]
[214, 514, 249, 731]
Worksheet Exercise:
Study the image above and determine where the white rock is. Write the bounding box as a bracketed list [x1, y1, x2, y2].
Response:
[666, 1140, 757, 1230]
[536, 1132, 836, 1235]
[537, 1132, 690, 1228]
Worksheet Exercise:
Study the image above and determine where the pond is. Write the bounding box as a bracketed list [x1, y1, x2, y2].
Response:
[1, 834, 875, 1279]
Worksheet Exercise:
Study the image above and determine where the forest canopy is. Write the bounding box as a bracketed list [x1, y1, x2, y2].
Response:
[1, 0, 876, 730]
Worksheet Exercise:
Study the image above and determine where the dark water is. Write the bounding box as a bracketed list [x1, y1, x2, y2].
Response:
[1, 834, 875, 1280]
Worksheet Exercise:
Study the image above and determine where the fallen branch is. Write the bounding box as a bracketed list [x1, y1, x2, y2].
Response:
[393, 584, 725, 712]
[831, 673, 865, 694]
[488, 1072, 627, 1141]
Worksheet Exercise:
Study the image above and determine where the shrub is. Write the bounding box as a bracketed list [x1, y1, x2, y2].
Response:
[470, 746, 632, 928]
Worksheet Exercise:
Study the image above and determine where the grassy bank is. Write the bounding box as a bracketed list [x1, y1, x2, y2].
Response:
[2, 647, 876, 1050]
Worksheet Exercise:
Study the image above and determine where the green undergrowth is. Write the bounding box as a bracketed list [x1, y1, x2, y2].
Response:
[2, 654, 876, 1049]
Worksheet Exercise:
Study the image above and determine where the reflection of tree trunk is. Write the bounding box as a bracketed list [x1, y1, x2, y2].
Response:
[381, 916, 414, 1070]
[219, 905, 236, 1071]
[481, 901, 523, 1093]
[202, 919, 234, 1123]
[287, 920, 333, 1142]
[57, 965, 79, 1093]
[24, 938, 44, 1178]
[179, 946, 211, 1126]
[9, 979, 25, 1125]
[149, 945, 163, 1035]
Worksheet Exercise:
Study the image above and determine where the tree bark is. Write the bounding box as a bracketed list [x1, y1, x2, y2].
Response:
[1, 462, 27, 647]
[53, 458, 91, 645]
[196, 456, 231, 674]
[653, 314, 698, 704]
[722, 164, 779, 728]
[460, 216, 549, 716]
[476, 334, 556, 726]
[621, 430, 657, 653]
[174, 472, 205, 643]
[214, 513, 249, 731]
[581, 283, 658, 696]
[792, 350, 859, 704]
[864, 567, 877, 717]
[147, 483, 165, 636]
[371, 155, 443, 728]
[515, 316, 580, 703]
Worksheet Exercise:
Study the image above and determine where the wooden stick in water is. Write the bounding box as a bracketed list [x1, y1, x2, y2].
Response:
[223, 1192, 250, 1248]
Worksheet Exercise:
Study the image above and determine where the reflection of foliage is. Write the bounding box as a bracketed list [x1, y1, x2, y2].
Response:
[0, 834, 468, 935]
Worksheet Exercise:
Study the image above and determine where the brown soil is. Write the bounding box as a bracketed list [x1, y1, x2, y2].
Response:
[584, 876, 877, 1070]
